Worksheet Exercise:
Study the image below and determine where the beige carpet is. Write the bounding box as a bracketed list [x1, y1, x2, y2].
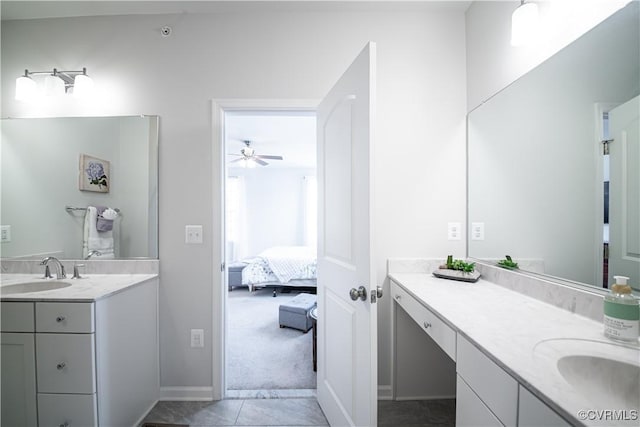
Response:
[226, 287, 316, 390]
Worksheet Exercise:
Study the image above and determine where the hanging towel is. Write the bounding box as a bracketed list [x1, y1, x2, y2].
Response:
[83, 206, 115, 259]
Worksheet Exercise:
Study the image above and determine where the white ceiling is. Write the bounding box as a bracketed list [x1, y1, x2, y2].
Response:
[225, 112, 316, 170]
[1, 1, 472, 21]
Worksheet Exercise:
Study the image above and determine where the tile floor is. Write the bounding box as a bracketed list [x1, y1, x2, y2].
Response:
[141, 397, 455, 427]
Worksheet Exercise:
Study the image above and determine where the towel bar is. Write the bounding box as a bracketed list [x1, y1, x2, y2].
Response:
[65, 205, 121, 213]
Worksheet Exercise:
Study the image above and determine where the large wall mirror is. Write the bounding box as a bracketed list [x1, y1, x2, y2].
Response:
[468, 2, 639, 291]
[1, 115, 159, 260]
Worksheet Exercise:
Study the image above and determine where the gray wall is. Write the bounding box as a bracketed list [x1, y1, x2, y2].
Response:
[1, 4, 467, 394]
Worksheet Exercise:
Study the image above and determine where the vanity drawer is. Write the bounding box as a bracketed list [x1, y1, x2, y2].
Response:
[456, 374, 502, 427]
[457, 334, 518, 427]
[36, 333, 96, 394]
[36, 302, 95, 333]
[1, 302, 34, 332]
[519, 385, 570, 426]
[391, 280, 456, 361]
[38, 393, 97, 427]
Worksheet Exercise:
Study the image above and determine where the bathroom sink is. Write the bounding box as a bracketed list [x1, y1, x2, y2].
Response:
[534, 338, 639, 409]
[0, 281, 72, 294]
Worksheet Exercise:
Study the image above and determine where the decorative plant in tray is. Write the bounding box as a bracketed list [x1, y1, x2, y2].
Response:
[497, 255, 519, 270]
[433, 255, 481, 283]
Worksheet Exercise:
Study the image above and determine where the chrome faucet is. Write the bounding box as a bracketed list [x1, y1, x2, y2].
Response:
[40, 257, 66, 279]
[85, 250, 103, 260]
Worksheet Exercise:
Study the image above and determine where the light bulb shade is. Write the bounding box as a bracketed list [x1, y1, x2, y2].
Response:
[44, 75, 65, 96]
[15, 76, 36, 101]
[73, 74, 94, 98]
[511, 2, 540, 46]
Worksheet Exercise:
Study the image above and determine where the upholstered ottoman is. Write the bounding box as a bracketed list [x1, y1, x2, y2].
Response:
[279, 293, 317, 332]
[228, 261, 247, 291]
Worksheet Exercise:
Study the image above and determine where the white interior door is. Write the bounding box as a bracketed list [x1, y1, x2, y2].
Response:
[316, 42, 377, 426]
[609, 95, 640, 290]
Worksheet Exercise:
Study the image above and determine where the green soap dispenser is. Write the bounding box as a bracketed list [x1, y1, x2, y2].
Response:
[604, 275, 639, 342]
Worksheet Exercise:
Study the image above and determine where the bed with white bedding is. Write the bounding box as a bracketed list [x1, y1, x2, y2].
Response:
[241, 246, 317, 293]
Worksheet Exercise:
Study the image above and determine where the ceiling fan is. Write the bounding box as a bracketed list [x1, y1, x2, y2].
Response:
[228, 140, 283, 166]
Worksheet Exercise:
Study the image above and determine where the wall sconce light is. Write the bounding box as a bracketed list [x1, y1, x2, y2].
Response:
[15, 67, 94, 100]
[511, 0, 540, 46]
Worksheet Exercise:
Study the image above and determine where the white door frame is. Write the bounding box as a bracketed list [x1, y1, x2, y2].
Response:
[211, 98, 319, 399]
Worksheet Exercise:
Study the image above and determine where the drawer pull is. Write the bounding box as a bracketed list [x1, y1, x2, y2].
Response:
[56, 316, 66, 323]
[56, 362, 66, 370]
[60, 422, 69, 427]
[423, 322, 432, 329]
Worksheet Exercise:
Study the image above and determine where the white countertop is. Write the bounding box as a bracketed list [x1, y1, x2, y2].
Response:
[0, 274, 157, 302]
[389, 272, 640, 427]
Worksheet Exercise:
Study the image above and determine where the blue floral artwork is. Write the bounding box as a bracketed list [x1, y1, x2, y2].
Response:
[79, 154, 110, 192]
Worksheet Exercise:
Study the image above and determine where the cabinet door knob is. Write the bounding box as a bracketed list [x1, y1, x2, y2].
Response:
[423, 322, 432, 329]
[56, 316, 66, 323]
[59, 422, 69, 427]
[56, 362, 66, 370]
[394, 295, 401, 300]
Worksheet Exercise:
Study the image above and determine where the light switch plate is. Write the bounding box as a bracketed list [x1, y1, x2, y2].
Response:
[190, 329, 204, 348]
[185, 225, 203, 244]
[447, 222, 461, 241]
[471, 222, 485, 240]
[1, 225, 11, 243]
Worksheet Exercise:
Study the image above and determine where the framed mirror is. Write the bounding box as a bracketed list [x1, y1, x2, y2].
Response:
[1, 115, 159, 260]
[467, 2, 639, 290]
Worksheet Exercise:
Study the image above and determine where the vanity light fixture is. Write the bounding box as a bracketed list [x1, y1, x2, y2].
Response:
[15, 68, 94, 100]
[511, 0, 540, 46]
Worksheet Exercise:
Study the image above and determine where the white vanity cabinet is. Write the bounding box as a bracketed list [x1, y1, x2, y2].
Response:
[35, 302, 98, 427]
[518, 385, 570, 427]
[390, 280, 456, 360]
[456, 334, 518, 427]
[389, 275, 572, 427]
[1, 302, 38, 427]
[0, 277, 159, 427]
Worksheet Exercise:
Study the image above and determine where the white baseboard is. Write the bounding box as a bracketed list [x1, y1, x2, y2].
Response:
[378, 385, 393, 401]
[159, 386, 215, 401]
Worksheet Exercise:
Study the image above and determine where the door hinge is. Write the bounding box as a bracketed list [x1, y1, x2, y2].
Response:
[602, 139, 613, 155]
[221, 262, 226, 272]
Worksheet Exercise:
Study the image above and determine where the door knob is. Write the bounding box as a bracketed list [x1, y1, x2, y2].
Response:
[349, 286, 367, 301]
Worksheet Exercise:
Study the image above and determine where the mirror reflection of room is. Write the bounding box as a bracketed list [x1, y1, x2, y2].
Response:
[0, 116, 159, 260]
[467, 1, 640, 290]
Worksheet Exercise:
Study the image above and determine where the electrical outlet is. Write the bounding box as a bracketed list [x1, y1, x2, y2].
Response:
[190, 329, 204, 348]
[471, 222, 485, 240]
[185, 225, 203, 244]
[1, 225, 11, 243]
[447, 222, 461, 240]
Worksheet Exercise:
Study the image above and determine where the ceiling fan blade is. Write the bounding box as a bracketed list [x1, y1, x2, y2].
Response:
[254, 158, 268, 166]
[255, 155, 283, 160]
[228, 153, 243, 157]
[229, 158, 245, 163]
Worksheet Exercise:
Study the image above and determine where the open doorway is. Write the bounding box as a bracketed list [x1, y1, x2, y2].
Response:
[222, 109, 318, 398]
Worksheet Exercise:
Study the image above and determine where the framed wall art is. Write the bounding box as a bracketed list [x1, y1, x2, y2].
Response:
[79, 154, 110, 193]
